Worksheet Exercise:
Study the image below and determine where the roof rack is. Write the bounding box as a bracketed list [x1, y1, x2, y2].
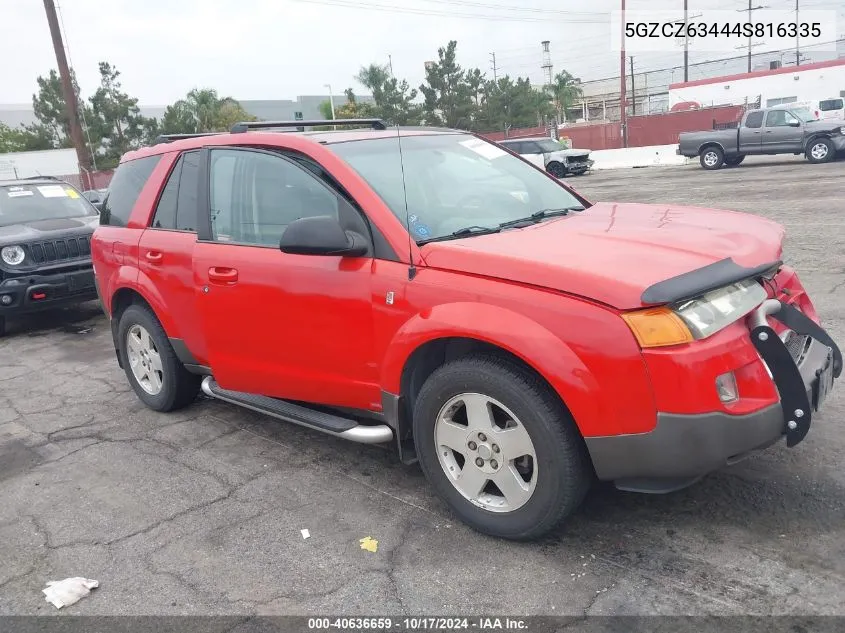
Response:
[230, 119, 387, 133]
[153, 132, 228, 145]
[21, 175, 62, 181]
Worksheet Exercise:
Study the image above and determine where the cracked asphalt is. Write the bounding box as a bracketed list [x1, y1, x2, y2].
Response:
[0, 156, 843, 616]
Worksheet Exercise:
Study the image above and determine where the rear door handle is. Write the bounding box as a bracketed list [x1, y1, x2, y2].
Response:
[208, 267, 238, 284]
[145, 251, 163, 263]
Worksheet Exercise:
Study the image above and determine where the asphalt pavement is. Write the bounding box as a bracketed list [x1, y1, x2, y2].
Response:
[0, 155, 843, 616]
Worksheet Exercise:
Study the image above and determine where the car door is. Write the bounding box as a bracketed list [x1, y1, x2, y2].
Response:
[518, 141, 546, 169]
[137, 150, 209, 366]
[762, 109, 803, 152]
[191, 146, 380, 411]
[738, 110, 764, 153]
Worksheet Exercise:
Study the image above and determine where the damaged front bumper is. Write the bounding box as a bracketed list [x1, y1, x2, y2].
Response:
[584, 299, 840, 492]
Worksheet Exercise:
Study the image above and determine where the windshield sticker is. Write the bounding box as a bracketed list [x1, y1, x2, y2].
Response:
[459, 138, 508, 161]
[7, 190, 34, 198]
[65, 188, 80, 199]
[37, 185, 68, 198]
[412, 224, 432, 238]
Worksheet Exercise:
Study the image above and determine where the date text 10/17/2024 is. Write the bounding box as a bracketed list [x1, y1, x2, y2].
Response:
[307, 617, 529, 631]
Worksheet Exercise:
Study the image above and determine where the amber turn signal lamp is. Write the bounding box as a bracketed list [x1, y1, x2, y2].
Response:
[622, 307, 694, 348]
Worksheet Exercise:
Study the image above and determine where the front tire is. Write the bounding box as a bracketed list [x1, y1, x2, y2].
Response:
[117, 304, 200, 412]
[546, 162, 567, 178]
[806, 138, 834, 164]
[413, 355, 591, 541]
[700, 147, 724, 170]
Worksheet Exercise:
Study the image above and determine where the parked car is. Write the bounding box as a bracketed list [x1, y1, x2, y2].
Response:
[92, 120, 840, 540]
[498, 136, 594, 177]
[81, 188, 109, 211]
[0, 177, 99, 336]
[678, 105, 845, 169]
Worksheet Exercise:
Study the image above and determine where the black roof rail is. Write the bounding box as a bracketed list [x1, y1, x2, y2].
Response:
[153, 132, 228, 145]
[230, 119, 387, 133]
[21, 175, 62, 181]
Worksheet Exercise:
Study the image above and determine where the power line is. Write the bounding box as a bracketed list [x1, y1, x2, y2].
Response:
[287, 0, 610, 22]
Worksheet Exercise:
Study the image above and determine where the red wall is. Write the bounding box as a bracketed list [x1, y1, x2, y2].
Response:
[555, 105, 746, 150]
[480, 126, 549, 142]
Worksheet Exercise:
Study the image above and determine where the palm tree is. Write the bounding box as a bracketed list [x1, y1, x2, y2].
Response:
[548, 71, 583, 123]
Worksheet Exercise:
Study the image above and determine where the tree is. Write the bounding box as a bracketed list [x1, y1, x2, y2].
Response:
[419, 41, 476, 128]
[548, 71, 583, 121]
[86, 62, 157, 167]
[30, 69, 86, 148]
[477, 76, 553, 131]
[319, 89, 377, 121]
[159, 89, 255, 134]
[0, 122, 53, 153]
[355, 64, 421, 125]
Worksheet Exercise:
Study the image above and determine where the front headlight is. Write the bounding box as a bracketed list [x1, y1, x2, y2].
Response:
[673, 279, 767, 339]
[0, 245, 25, 266]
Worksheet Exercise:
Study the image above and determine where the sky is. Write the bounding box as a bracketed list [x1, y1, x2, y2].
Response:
[1, 0, 843, 106]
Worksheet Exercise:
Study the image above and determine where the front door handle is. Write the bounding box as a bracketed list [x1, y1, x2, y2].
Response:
[208, 267, 238, 284]
[145, 251, 163, 263]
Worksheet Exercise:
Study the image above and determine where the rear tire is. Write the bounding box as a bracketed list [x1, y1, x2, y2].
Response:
[725, 155, 745, 166]
[117, 304, 200, 412]
[0, 316, 5, 337]
[413, 355, 591, 541]
[700, 147, 724, 170]
[806, 138, 834, 164]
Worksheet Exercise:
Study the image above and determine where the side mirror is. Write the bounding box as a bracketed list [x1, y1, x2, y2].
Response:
[788, 120, 801, 127]
[279, 215, 367, 257]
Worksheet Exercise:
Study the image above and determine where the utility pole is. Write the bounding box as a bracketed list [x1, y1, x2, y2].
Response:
[683, 0, 689, 82]
[388, 54, 394, 76]
[795, 0, 800, 66]
[738, 0, 767, 73]
[620, 0, 628, 147]
[42, 0, 91, 188]
[490, 52, 498, 82]
[629, 56, 636, 115]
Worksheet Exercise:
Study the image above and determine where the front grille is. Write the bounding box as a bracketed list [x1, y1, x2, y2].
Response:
[568, 155, 588, 163]
[782, 330, 810, 363]
[26, 236, 91, 265]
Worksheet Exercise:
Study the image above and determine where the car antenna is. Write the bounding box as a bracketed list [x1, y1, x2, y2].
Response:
[395, 124, 416, 280]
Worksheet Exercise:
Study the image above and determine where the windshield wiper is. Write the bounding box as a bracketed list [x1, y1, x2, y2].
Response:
[498, 206, 585, 230]
[417, 225, 501, 245]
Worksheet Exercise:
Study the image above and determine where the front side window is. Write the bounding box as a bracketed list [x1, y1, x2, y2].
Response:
[330, 133, 585, 243]
[0, 182, 98, 227]
[208, 148, 341, 246]
[150, 150, 200, 231]
[766, 110, 800, 127]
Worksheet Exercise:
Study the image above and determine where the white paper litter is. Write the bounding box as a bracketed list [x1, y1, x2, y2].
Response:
[42, 577, 99, 609]
[301, 529, 310, 539]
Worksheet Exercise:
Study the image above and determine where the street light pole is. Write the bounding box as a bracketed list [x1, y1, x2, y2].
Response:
[324, 83, 336, 130]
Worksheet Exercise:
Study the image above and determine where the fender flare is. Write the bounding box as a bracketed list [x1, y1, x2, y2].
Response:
[803, 134, 831, 152]
[380, 302, 602, 433]
[111, 270, 179, 338]
[697, 141, 726, 156]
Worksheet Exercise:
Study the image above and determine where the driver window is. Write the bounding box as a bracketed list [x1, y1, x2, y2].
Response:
[209, 148, 340, 246]
[765, 110, 798, 127]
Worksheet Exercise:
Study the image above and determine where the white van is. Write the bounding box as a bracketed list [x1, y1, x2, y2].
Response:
[817, 97, 845, 120]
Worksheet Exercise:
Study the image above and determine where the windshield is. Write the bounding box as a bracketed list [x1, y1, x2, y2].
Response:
[329, 133, 585, 242]
[789, 107, 817, 122]
[0, 183, 98, 227]
[535, 139, 565, 152]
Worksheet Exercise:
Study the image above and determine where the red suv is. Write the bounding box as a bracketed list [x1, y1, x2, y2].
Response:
[92, 119, 840, 540]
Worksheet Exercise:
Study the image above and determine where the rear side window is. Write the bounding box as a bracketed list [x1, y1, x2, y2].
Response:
[819, 99, 843, 111]
[150, 151, 199, 231]
[744, 111, 764, 128]
[100, 155, 161, 226]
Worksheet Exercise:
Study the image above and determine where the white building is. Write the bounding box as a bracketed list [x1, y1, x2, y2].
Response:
[668, 59, 845, 109]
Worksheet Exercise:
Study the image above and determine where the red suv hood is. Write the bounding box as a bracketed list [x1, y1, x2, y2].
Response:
[420, 202, 784, 309]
